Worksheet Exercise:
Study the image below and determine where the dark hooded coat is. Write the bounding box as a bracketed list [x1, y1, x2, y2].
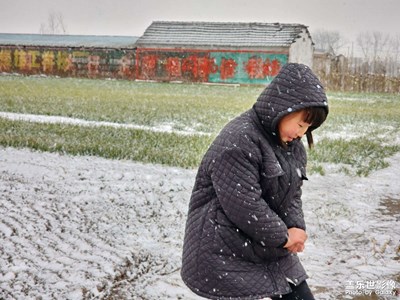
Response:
[181, 63, 328, 299]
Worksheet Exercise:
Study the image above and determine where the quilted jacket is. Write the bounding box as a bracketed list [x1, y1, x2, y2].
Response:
[181, 63, 328, 299]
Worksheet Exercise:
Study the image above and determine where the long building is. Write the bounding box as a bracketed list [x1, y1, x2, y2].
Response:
[0, 21, 315, 85]
[0, 33, 138, 79]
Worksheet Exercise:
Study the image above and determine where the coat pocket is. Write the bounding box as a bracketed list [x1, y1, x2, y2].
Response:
[260, 159, 285, 209]
[213, 210, 260, 263]
[213, 210, 289, 264]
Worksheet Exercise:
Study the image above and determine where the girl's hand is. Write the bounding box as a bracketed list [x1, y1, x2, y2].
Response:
[286, 242, 305, 253]
[284, 227, 307, 252]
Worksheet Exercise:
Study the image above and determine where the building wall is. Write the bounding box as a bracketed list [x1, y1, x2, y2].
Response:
[0, 46, 136, 79]
[288, 29, 314, 68]
[0, 44, 299, 85]
[136, 48, 288, 84]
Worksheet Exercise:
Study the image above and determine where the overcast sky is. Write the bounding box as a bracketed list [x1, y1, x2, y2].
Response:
[0, 0, 399, 41]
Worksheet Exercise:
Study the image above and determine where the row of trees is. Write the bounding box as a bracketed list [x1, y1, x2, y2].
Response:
[312, 29, 400, 93]
[312, 30, 400, 72]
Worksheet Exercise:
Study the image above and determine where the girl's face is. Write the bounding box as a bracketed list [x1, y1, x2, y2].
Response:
[278, 110, 311, 143]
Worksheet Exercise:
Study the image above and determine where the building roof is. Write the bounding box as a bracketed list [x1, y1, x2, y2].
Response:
[135, 21, 311, 48]
[0, 33, 138, 49]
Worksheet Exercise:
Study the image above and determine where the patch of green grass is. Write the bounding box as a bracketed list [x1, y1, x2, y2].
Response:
[308, 138, 400, 176]
[307, 163, 326, 176]
[326, 92, 400, 124]
[0, 118, 214, 168]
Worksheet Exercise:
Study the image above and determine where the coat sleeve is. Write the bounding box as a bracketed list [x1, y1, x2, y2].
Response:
[210, 146, 288, 248]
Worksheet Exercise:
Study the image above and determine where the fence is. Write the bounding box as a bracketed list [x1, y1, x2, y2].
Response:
[314, 54, 400, 93]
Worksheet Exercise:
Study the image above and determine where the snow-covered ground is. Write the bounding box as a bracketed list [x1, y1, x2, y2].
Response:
[0, 140, 399, 298]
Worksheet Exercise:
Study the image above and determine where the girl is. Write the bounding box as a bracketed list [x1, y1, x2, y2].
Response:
[181, 63, 328, 300]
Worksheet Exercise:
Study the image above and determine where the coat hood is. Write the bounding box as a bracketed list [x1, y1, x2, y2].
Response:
[253, 63, 328, 138]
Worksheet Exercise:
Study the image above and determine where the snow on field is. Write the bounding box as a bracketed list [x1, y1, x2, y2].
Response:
[0, 112, 211, 136]
[0, 145, 399, 299]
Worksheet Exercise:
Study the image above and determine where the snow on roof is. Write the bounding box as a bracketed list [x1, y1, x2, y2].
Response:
[0, 33, 138, 49]
[135, 21, 310, 48]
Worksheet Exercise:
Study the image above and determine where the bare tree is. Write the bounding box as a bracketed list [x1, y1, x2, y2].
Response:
[312, 29, 348, 56]
[356, 31, 392, 60]
[373, 32, 390, 61]
[385, 33, 400, 76]
[356, 31, 391, 73]
[356, 31, 372, 60]
[39, 11, 67, 34]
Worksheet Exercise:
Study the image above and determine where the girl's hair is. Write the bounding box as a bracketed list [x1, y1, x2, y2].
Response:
[303, 106, 328, 149]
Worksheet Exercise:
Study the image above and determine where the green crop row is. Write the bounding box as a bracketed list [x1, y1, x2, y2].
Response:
[0, 76, 399, 175]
